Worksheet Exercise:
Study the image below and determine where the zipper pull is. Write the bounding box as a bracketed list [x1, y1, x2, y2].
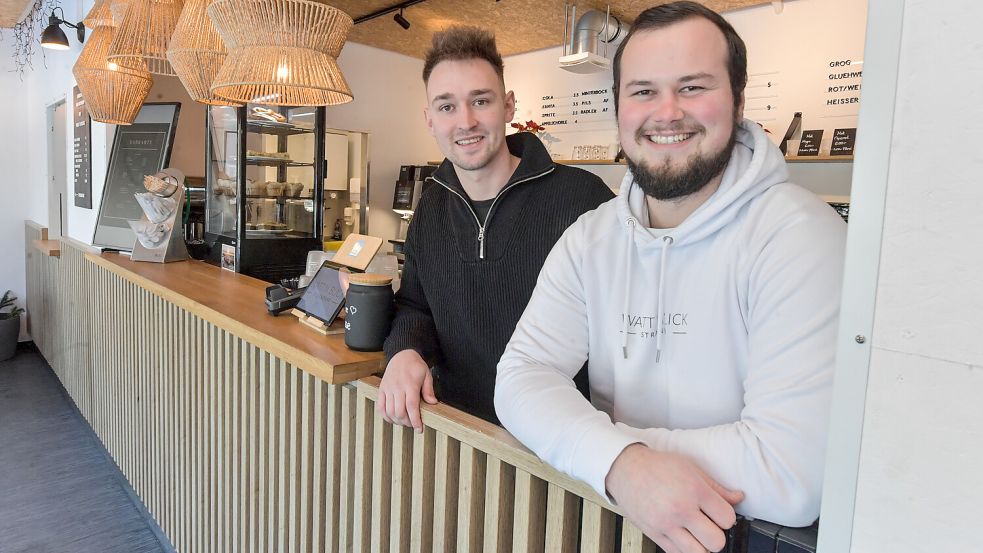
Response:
[478, 227, 485, 259]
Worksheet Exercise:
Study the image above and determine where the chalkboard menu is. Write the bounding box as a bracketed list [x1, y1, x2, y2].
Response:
[73, 86, 92, 209]
[830, 128, 857, 156]
[797, 129, 824, 156]
[92, 103, 181, 251]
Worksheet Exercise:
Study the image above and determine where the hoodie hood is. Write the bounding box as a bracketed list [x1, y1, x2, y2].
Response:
[616, 119, 789, 247]
[615, 119, 789, 359]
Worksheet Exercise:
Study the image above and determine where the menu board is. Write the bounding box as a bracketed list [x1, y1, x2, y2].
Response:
[92, 103, 181, 251]
[797, 130, 824, 156]
[73, 86, 92, 209]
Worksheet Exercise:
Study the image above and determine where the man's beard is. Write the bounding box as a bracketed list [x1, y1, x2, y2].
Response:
[626, 125, 738, 201]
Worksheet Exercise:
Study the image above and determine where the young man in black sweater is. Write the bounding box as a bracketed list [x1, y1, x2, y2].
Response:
[378, 26, 614, 430]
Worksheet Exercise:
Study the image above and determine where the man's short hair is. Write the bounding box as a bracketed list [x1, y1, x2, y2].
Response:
[422, 26, 505, 85]
[612, 1, 748, 112]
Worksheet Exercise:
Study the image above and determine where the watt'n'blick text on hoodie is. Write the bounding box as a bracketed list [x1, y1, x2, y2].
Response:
[495, 120, 847, 527]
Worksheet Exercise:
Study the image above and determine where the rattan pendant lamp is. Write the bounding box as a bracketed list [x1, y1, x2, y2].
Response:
[107, 0, 185, 76]
[73, 0, 153, 124]
[166, 0, 239, 105]
[208, 0, 354, 106]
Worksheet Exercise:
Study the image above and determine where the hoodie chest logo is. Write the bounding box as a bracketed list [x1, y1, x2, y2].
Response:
[619, 312, 690, 338]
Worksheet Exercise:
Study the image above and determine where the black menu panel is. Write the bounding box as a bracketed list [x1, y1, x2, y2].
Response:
[92, 103, 181, 251]
[73, 86, 92, 209]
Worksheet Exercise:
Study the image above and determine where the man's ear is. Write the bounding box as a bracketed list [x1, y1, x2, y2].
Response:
[424, 106, 435, 136]
[505, 90, 517, 122]
[736, 90, 745, 122]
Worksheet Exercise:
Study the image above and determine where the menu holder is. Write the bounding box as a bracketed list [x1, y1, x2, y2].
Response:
[130, 168, 190, 263]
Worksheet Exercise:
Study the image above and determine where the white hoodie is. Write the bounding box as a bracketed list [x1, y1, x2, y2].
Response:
[495, 120, 846, 527]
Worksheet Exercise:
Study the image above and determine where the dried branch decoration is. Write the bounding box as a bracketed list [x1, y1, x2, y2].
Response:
[3, 0, 61, 78]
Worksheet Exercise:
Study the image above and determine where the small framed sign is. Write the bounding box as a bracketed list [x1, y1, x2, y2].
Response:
[797, 130, 824, 156]
[830, 128, 857, 156]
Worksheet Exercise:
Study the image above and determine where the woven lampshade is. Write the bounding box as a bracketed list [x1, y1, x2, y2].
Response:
[109, 0, 131, 25]
[107, 0, 184, 76]
[83, 0, 114, 28]
[74, 25, 153, 125]
[165, 0, 239, 106]
[208, 0, 354, 106]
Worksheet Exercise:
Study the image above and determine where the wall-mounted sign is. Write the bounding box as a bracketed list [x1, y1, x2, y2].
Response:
[797, 129, 824, 156]
[830, 127, 857, 156]
[73, 86, 92, 209]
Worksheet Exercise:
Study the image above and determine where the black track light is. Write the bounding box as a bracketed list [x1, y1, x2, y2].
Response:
[393, 9, 410, 30]
[40, 7, 85, 51]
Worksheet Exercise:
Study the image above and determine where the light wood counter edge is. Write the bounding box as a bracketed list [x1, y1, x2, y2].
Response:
[26, 221, 48, 240]
[355, 375, 621, 513]
[34, 240, 61, 257]
[84, 252, 382, 384]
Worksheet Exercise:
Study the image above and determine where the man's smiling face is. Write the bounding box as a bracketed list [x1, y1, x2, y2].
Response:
[424, 58, 515, 173]
[617, 17, 743, 200]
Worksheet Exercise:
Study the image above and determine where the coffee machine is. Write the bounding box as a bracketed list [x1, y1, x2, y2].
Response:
[392, 164, 436, 242]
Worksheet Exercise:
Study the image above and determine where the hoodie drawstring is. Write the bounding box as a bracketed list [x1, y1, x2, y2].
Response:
[655, 235, 673, 362]
[621, 218, 636, 359]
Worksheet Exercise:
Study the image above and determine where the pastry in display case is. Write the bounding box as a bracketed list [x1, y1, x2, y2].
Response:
[204, 104, 326, 283]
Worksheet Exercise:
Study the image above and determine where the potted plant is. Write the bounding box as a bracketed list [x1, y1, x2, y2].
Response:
[1, 290, 25, 361]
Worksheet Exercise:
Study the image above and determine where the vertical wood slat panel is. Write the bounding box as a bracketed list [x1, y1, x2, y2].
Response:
[338, 386, 357, 553]
[433, 433, 461, 553]
[26, 237, 642, 553]
[579, 500, 617, 553]
[621, 520, 658, 553]
[299, 372, 315, 553]
[512, 470, 547, 553]
[353, 390, 375, 553]
[370, 412, 393, 553]
[483, 457, 516, 553]
[275, 360, 292, 553]
[327, 384, 346, 553]
[237, 341, 252, 553]
[546, 483, 580, 553]
[390, 425, 414, 553]
[457, 443, 487, 553]
[410, 427, 437, 553]
[286, 364, 304, 553]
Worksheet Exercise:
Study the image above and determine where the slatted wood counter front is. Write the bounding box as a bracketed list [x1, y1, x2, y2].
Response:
[23, 222, 660, 553]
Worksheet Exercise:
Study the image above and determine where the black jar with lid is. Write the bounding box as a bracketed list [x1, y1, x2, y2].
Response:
[344, 273, 394, 352]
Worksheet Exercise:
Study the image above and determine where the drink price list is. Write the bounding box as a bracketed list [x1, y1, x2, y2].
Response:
[532, 88, 617, 131]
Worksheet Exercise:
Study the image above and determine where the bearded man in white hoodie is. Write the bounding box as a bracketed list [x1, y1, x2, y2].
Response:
[494, 3, 846, 552]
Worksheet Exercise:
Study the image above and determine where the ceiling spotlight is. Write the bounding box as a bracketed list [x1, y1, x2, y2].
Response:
[393, 9, 410, 30]
[40, 7, 86, 50]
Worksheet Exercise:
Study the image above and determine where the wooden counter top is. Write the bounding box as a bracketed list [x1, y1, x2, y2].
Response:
[85, 252, 385, 384]
[34, 239, 61, 257]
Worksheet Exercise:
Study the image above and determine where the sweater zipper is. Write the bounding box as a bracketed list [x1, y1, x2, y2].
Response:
[432, 166, 555, 259]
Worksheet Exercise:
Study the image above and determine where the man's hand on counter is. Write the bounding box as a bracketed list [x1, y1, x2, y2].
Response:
[605, 444, 744, 553]
[377, 349, 437, 433]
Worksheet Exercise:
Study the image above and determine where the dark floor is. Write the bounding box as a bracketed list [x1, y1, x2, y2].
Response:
[0, 343, 175, 553]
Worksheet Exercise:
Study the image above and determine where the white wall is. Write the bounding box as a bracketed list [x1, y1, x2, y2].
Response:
[330, 42, 442, 248]
[849, 1, 983, 550]
[1, 0, 89, 337]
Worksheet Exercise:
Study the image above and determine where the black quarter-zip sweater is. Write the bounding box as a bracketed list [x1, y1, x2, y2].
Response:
[383, 132, 614, 424]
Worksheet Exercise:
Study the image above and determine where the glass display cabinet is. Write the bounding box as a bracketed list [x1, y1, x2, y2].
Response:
[204, 104, 325, 283]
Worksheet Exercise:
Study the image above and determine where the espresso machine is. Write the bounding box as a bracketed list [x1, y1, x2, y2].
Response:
[391, 164, 436, 252]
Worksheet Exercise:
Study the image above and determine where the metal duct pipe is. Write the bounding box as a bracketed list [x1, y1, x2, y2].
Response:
[571, 9, 623, 58]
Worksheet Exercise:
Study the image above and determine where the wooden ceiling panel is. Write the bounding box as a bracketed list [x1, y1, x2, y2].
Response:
[2, 0, 773, 51]
[333, 0, 775, 59]
[0, 0, 32, 27]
